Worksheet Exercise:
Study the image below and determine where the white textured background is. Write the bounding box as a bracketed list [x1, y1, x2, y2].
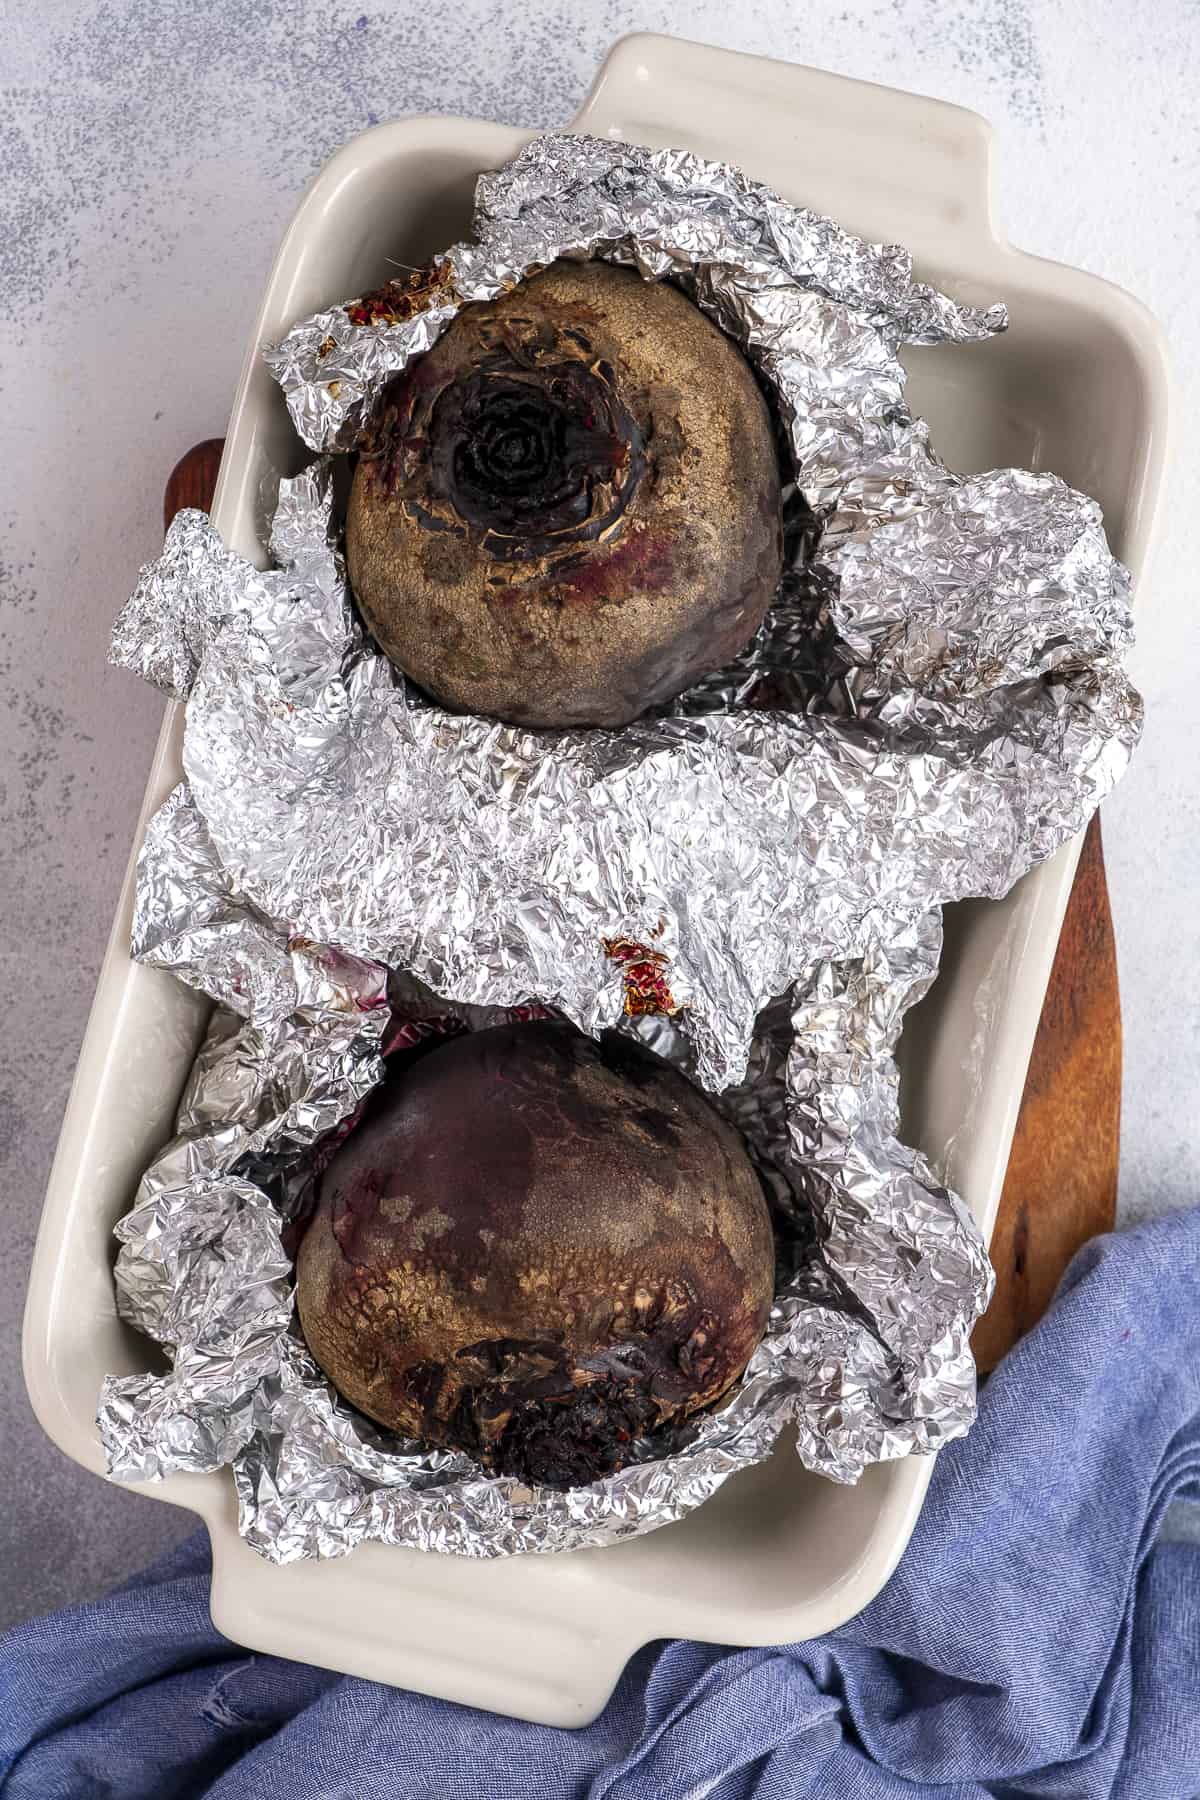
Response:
[2, 0, 1197, 1627]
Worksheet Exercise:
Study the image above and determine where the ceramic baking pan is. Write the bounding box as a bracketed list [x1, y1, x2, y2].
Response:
[24, 33, 1168, 1726]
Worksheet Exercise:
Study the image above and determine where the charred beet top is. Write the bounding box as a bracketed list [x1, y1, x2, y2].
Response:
[295, 1019, 776, 1489]
[346, 259, 783, 729]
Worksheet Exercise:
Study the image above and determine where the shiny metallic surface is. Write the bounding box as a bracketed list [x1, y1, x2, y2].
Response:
[99, 135, 1138, 1561]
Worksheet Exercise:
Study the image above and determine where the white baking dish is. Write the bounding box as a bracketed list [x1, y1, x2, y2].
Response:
[24, 33, 1167, 1728]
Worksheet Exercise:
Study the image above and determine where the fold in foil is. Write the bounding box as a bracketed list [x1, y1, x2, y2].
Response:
[101, 134, 1140, 1561]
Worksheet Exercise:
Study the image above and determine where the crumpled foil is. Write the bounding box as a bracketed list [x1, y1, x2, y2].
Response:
[99, 133, 1141, 1562]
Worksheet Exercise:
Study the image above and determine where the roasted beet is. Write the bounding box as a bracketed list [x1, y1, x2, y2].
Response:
[346, 259, 783, 728]
[295, 1019, 775, 1487]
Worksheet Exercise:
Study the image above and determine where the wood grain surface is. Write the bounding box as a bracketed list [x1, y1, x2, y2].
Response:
[163, 440, 1122, 1374]
[163, 439, 225, 532]
[972, 815, 1120, 1370]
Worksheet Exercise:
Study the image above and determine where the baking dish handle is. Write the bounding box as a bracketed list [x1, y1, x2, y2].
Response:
[569, 32, 999, 262]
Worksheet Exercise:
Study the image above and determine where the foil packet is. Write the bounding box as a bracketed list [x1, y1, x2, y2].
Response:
[100, 134, 1140, 1562]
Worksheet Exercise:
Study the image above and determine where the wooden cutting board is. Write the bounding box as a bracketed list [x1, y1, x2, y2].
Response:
[970, 816, 1120, 1368]
[163, 439, 1121, 1370]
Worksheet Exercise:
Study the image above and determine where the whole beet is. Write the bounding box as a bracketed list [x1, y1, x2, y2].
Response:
[346, 258, 783, 728]
[295, 1019, 775, 1488]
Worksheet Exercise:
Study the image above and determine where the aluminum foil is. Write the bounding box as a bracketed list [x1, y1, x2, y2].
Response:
[99, 133, 1141, 1562]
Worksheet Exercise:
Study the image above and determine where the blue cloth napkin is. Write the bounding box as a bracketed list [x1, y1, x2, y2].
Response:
[4, 1209, 1199, 1800]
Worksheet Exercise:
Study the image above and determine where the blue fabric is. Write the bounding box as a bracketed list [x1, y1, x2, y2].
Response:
[4, 1210, 1200, 1800]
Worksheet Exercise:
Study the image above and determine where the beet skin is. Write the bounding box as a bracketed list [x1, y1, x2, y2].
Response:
[295, 1019, 775, 1488]
[346, 259, 783, 729]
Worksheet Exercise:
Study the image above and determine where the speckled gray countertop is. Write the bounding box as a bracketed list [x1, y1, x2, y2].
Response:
[2, 1, 1197, 1628]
